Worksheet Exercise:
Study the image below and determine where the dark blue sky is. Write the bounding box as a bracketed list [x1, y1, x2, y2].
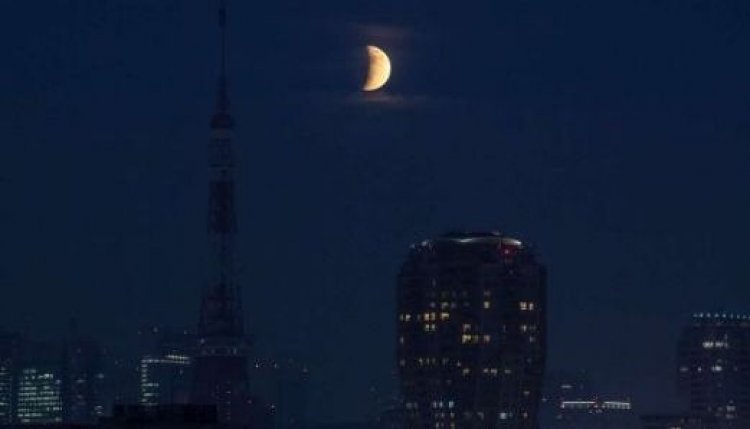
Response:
[2, 0, 750, 422]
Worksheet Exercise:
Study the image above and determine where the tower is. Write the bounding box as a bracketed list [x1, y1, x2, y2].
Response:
[191, 0, 253, 424]
[397, 232, 547, 429]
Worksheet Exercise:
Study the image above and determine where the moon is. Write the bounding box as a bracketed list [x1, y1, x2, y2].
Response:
[363, 45, 391, 92]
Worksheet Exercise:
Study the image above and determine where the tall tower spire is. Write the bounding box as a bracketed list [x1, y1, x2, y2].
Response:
[192, 0, 254, 424]
[212, 0, 232, 130]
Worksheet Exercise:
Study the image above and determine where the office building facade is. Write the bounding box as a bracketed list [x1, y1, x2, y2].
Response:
[16, 364, 64, 424]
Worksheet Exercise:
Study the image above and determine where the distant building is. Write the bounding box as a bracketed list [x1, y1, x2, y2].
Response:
[306, 424, 377, 429]
[640, 414, 711, 429]
[136, 327, 193, 406]
[0, 331, 22, 424]
[249, 358, 309, 429]
[62, 327, 108, 423]
[677, 313, 750, 428]
[397, 232, 547, 428]
[540, 370, 592, 426]
[99, 404, 217, 429]
[16, 363, 64, 424]
[376, 404, 407, 429]
[555, 398, 636, 429]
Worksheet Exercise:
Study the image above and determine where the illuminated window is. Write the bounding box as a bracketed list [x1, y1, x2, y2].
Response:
[483, 301, 491, 309]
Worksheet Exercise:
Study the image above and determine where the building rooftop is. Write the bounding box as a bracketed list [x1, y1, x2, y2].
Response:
[415, 231, 525, 248]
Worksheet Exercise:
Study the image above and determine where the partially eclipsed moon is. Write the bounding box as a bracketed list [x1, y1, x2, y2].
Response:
[363, 45, 391, 92]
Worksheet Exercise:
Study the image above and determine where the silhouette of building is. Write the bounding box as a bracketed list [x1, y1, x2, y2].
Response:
[677, 313, 750, 428]
[307, 424, 376, 429]
[249, 359, 309, 429]
[397, 232, 547, 428]
[0, 331, 22, 424]
[376, 404, 407, 429]
[137, 327, 193, 406]
[99, 404, 217, 429]
[640, 414, 711, 429]
[189, 1, 265, 426]
[62, 323, 109, 424]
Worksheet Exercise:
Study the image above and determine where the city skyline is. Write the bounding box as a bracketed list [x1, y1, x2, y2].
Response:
[2, 0, 750, 424]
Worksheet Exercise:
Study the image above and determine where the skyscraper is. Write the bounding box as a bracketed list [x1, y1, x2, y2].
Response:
[140, 354, 191, 406]
[397, 232, 547, 429]
[62, 331, 108, 423]
[16, 365, 64, 424]
[677, 313, 750, 428]
[138, 327, 194, 406]
[0, 331, 22, 424]
[15, 341, 65, 424]
[190, 0, 254, 424]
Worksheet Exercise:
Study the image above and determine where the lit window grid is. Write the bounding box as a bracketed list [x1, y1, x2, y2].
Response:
[139, 354, 191, 406]
[15, 368, 63, 423]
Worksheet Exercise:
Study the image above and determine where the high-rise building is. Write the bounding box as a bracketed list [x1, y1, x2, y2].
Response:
[14, 340, 65, 424]
[397, 232, 547, 429]
[140, 355, 191, 406]
[190, 0, 260, 425]
[16, 364, 64, 424]
[137, 327, 193, 406]
[0, 360, 12, 424]
[62, 326, 109, 423]
[677, 313, 750, 428]
[0, 331, 22, 424]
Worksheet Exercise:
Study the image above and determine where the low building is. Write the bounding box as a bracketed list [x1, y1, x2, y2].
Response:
[640, 414, 712, 429]
[100, 404, 217, 429]
[554, 397, 637, 429]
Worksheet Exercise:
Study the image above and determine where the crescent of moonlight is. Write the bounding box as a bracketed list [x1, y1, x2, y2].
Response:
[363, 45, 391, 92]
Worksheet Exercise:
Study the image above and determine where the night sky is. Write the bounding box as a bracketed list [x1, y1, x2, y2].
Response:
[2, 0, 750, 423]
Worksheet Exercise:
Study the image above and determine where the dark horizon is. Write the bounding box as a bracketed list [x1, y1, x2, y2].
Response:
[2, 0, 750, 423]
